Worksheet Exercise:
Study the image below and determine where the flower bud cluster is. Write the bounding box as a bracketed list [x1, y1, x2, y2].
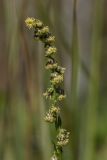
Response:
[45, 46, 57, 56]
[25, 17, 70, 160]
[57, 129, 70, 147]
[50, 73, 64, 85]
[44, 105, 60, 123]
[43, 85, 66, 102]
[43, 87, 54, 99]
[25, 17, 43, 29]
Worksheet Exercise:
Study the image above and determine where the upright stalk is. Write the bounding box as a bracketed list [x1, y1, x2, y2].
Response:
[80, 1, 104, 160]
[25, 18, 70, 160]
[71, 0, 79, 159]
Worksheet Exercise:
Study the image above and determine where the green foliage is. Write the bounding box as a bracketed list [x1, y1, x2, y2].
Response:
[0, 0, 107, 160]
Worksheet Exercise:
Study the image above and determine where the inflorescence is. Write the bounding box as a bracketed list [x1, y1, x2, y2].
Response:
[25, 17, 70, 160]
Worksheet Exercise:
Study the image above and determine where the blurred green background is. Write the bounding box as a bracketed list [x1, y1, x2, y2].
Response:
[0, 0, 107, 160]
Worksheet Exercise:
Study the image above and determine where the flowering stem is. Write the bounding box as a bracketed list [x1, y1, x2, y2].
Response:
[25, 17, 70, 160]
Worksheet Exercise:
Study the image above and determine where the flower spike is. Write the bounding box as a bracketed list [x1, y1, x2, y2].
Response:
[25, 17, 70, 160]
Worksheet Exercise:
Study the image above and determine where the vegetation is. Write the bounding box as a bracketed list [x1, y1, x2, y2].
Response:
[0, 0, 107, 160]
[25, 17, 70, 160]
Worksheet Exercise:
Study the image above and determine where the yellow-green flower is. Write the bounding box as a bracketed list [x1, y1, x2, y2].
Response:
[36, 19, 43, 28]
[50, 74, 64, 85]
[45, 63, 58, 70]
[46, 36, 55, 44]
[41, 26, 49, 34]
[57, 129, 70, 146]
[44, 105, 60, 123]
[44, 112, 56, 123]
[25, 17, 35, 29]
[45, 46, 57, 56]
[58, 94, 66, 101]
